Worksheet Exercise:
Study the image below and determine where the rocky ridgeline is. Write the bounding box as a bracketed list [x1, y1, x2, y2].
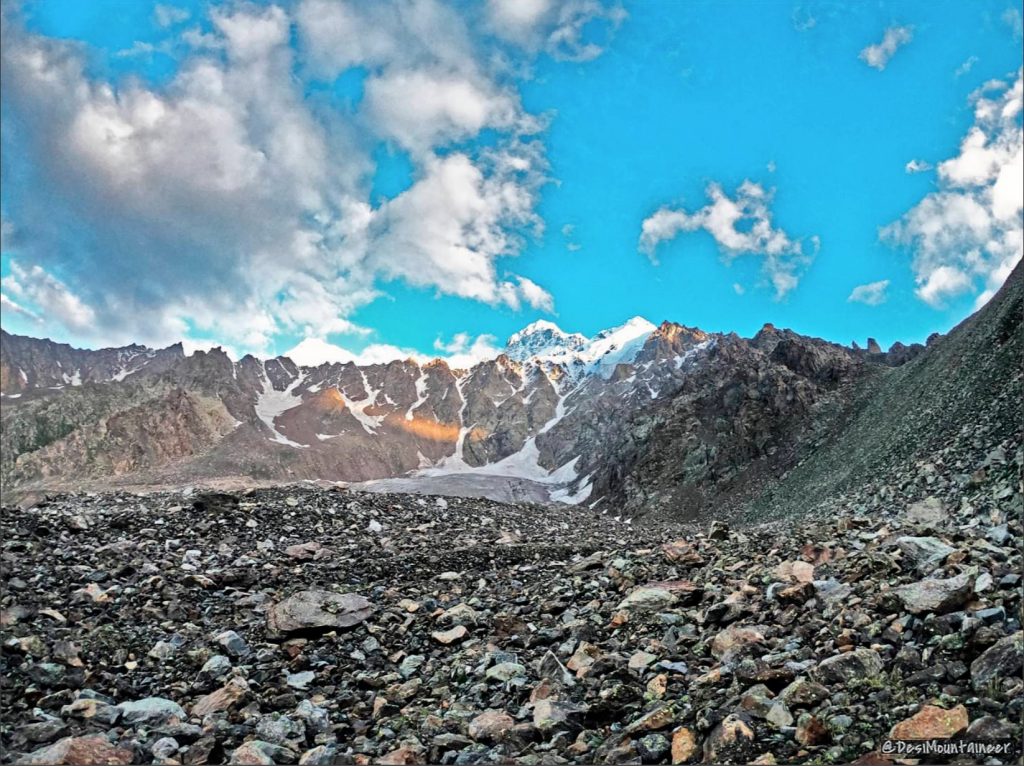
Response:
[1, 470, 1021, 765]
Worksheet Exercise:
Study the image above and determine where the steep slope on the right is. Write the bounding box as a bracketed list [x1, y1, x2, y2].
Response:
[608, 259, 1023, 523]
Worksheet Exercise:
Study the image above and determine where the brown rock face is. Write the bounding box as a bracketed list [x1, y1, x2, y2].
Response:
[662, 540, 705, 566]
[890, 705, 969, 740]
[670, 727, 699, 763]
[191, 677, 249, 717]
[431, 625, 468, 645]
[710, 625, 765, 660]
[266, 590, 374, 636]
[18, 735, 134, 765]
[376, 745, 424, 765]
[468, 710, 515, 743]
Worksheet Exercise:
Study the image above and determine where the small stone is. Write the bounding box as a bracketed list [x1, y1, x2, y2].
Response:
[431, 625, 468, 645]
[647, 675, 671, 700]
[215, 630, 250, 658]
[376, 746, 422, 765]
[814, 648, 884, 684]
[894, 536, 956, 574]
[670, 727, 698, 764]
[567, 641, 602, 675]
[537, 650, 576, 687]
[485, 661, 526, 682]
[626, 703, 676, 732]
[702, 714, 755, 764]
[298, 745, 337, 766]
[964, 716, 1013, 740]
[617, 586, 677, 612]
[266, 590, 374, 635]
[191, 678, 249, 717]
[779, 678, 828, 707]
[255, 712, 305, 745]
[229, 740, 292, 765]
[61, 699, 121, 725]
[18, 736, 134, 766]
[284, 541, 323, 560]
[775, 561, 815, 583]
[710, 625, 764, 660]
[970, 631, 1022, 690]
[795, 713, 829, 746]
[892, 573, 974, 615]
[201, 655, 232, 679]
[399, 655, 425, 678]
[148, 640, 178, 661]
[286, 670, 315, 689]
[662, 540, 704, 566]
[533, 699, 587, 732]
[397, 599, 420, 613]
[777, 581, 815, 604]
[117, 697, 187, 725]
[438, 603, 478, 626]
[890, 704, 969, 740]
[636, 733, 670, 763]
[18, 720, 69, 744]
[468, 710, 515, 743]
[766, 701, 794, 728]
[629, 651, 658, 670]
[151, 737, 179, 760]
[904, 497, 945, 529]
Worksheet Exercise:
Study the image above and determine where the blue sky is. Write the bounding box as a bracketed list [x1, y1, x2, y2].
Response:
[1, 0, 1021, 364]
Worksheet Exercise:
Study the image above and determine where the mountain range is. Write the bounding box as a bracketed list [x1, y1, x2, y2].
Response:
[1, 260, 1021, 519]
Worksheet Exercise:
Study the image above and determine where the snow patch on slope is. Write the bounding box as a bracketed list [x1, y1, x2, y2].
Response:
[255, 369, 307, 448]
[416, 384, 587, 502]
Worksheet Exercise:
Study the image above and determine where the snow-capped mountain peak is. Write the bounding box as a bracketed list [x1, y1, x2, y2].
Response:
[505, 320, 588, 363]
[583, 316, 657, 378]
[504, 315, 657, 380]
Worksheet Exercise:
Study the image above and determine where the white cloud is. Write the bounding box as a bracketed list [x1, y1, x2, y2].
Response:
[639, 181, 815, 298]
[487, 0, 627, 62]
[1, 262, 96, 333]
[433, 331, 503, 367]
[180, 338, 239, 360]
[286, 337, 420, 367]
[1, 292, 40, 322]
[955, 56, 978, 78]
[732, 282, 745, 295]
[365, 69, 526, 155]
[154, 4, 190, 28]
[859, 25, 913, 71]
[914, 265, 973, 307]
[882, 70, 1023, 309]
[847, 279, 890, 306]
[905, 159, 933, 173]
[368, 147, 548, 308]
[1004, 8, 1023, 41]
[1, 1, 561, 353]
[285, 331, 501, 369]
[296, 0, 476, 76]
[516, 276, 555, 311]
[0, 217, 14, 250]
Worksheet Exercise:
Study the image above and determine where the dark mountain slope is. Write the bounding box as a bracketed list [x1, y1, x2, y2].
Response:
[752, 256, 1022, 519]
[606, 259, 1022, 522]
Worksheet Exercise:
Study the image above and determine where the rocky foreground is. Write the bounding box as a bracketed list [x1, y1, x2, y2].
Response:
[1, 467, 1021, 765]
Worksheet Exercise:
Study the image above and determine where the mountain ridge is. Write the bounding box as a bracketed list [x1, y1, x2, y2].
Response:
[3, 266, 1019, 522]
